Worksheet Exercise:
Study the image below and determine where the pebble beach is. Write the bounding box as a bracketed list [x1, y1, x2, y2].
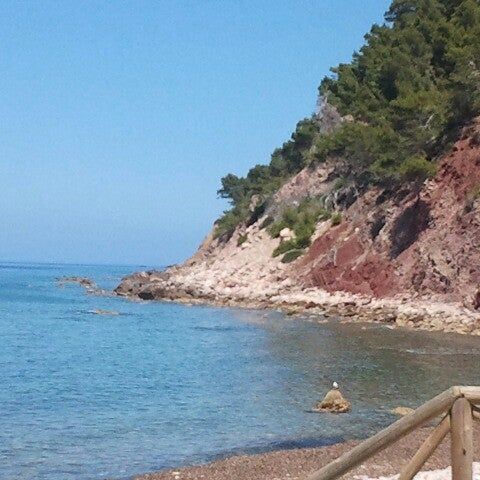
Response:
[136, 423, 480, 480]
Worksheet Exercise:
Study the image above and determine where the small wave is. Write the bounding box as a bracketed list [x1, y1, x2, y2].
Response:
[403, 347, 480, 356]
[375, 345, 480, 356]
[86, 309, 121, 316]
[192, 325, 250, 333]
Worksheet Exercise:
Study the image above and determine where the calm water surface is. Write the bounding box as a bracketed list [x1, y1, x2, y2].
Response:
[1, 263, 480, 479]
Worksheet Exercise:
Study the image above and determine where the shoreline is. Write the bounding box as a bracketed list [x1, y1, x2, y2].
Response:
[135, 423, 480, 480]
[113, 124, 480, 339]
[115, 271, 480, 336]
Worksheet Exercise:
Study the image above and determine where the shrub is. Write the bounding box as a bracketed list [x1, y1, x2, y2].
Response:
[247, 201, 267, 226]
[214, 198, 251, 239]
[398, 155, 437, 182]
[294, 234, 312, 249]
[260, 216, 274, 229]
[237, 234, 248, 246]
[281, 249, 305, 263]
[268, 220, 287, 239]
[269, 197, 332, 257]
[465, 184, 480, 212]
[214, 209, 245, 239]
[470, 131, 480, 147]
[333, 177, 347, 190]
[272, 240, 297, 257]
[268, 198, 328, 237]
[331, 212, 342, 226]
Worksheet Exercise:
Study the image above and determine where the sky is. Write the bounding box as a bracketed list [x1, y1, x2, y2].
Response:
[0, 0, 391, 266]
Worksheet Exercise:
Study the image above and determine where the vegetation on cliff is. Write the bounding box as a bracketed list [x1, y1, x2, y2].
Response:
[268, 197, 331, 261]
[215, 0, 480, 239]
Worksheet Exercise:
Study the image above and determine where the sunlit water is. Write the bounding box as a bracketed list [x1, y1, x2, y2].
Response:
[1, 263, 480, 479]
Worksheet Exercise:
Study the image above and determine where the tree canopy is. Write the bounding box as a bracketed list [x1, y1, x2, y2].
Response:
[215, 0, 480, 238]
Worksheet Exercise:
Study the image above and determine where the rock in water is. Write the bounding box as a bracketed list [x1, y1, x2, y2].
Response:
[89, 309, 120, 316]
[57, 276, 108, 296]
[391, 406, 415, 416]
[58, 276, 96, 288]
[313, 384, 351, 413]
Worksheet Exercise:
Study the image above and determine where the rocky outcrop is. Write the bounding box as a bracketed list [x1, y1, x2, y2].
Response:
[300, 120, 480, 308]
[115, 121, 480, 336]
[58, 276, 96, 288]
[57, 276, 108, 296]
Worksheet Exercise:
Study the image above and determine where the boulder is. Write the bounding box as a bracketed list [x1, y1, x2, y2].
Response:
[249, 194, 262, 212]
[313, 383, 351, 413]
[473, 288, 480, 310]
[279, 228, 295, 241]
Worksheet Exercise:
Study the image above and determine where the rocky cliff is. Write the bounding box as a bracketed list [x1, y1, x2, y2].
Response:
[301, 120, 480, 304]
[115, 119, 480, 335]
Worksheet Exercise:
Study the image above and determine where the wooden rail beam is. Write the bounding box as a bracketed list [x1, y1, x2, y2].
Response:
[305, 387, 461, 480]
[459, 386, 480, 404]
[398, 414, 450, 480]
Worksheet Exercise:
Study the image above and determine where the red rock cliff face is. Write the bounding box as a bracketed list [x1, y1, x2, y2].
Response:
[298, 125, 480, 307]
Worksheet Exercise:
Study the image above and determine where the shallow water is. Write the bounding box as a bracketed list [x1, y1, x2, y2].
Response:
[1, 263, 480, 479]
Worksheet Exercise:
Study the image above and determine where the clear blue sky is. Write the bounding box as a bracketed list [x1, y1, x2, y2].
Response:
[1, 0, 391, 266]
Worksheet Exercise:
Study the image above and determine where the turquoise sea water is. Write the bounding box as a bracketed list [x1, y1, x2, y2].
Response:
[1, 263, 480, 480]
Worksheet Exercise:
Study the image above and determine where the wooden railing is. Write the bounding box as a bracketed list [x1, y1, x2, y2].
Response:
[305, 386, 480, 480]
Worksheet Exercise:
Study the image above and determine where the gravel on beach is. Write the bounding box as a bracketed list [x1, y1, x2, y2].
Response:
[136, 422, 480, 480]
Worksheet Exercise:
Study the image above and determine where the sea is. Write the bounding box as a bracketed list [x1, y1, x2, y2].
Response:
[1, 262, 480, 479]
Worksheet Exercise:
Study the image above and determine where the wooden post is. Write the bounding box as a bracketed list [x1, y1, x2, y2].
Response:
[304, 387, 460, 480]
[450, 397, 473, 480]
[398, 415, 450, 480]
